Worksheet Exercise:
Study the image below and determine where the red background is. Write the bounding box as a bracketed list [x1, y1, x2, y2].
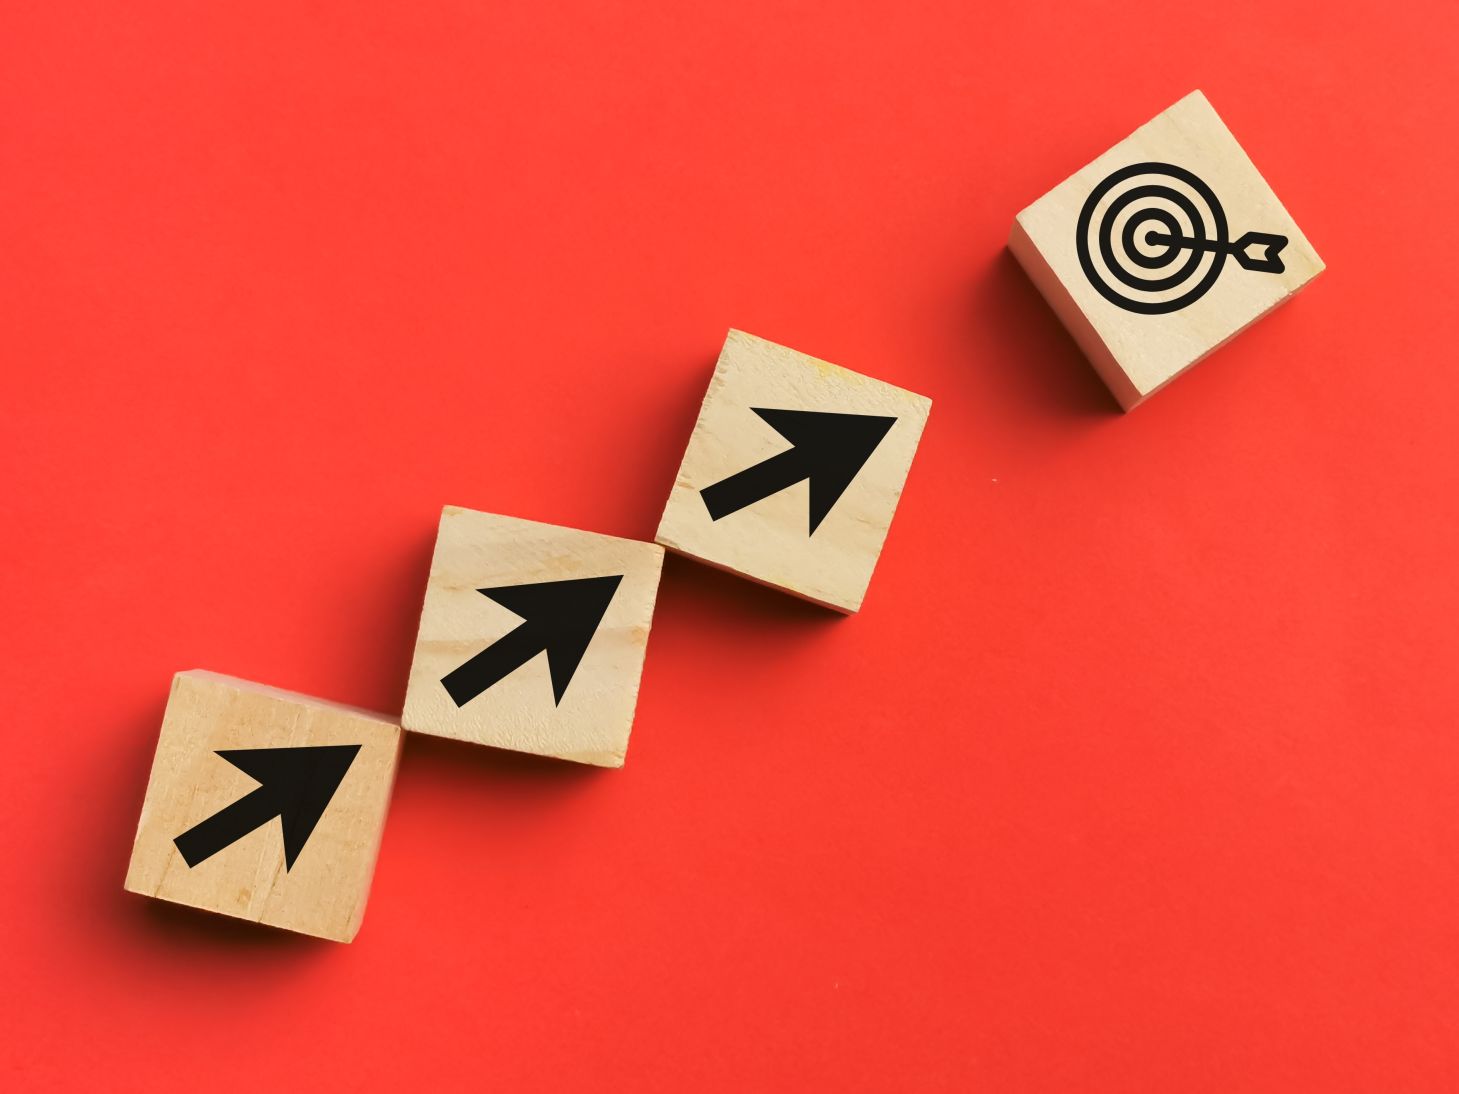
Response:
[4, 2, 1457, 1090]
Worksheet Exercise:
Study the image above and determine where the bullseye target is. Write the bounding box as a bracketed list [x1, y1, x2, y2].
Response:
[1076, 163, 1229, 315]
[1074, 162, 1293, 316]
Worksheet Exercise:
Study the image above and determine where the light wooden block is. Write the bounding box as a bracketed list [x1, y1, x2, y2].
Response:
[1009, 90, 1324, 409]
[124, 671, 401, 943]
[401, 507, 664, 767]
[656, 329, 931, 613]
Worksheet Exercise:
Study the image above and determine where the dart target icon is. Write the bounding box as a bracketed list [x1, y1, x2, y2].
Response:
[1075, 162, 1289, 315]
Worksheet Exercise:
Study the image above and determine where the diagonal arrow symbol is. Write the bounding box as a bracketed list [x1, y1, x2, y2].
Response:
[173, 745, 361, 870]
[440, 575, 623, 708]
[699, 408, 897, 534]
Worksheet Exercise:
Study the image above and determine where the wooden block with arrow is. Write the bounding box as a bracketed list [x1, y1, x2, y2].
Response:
[123, 671, 402, 942]
[656, 329, 931, 613]
[1008, 89, 1324, 409]
[401, 506, 664, 767]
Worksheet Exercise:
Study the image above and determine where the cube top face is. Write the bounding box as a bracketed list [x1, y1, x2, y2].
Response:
[401, 507, 665, 768]
[124, 671, 401, 943]
[656, 329, 931, 613]
[1010, 90, 1324, 408]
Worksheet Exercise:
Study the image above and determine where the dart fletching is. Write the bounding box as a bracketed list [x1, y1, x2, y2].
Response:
[1231, 231, 1289, 274]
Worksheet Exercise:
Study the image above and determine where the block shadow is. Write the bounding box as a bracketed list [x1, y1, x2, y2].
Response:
[971, 248, 1121, 419]
[126, 893, 329, 953]
[375, 524, 438, 714]
[613, 353, 721, 544]
[655, 550, 845, 633]
[394, 730, 605, 805]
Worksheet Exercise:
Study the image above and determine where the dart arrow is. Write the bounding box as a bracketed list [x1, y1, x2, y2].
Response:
[1146, 229, 1289, 274]
[173, 745, 361, 870]
[700, 408, 897, 534]
[440, 575, 623, 708]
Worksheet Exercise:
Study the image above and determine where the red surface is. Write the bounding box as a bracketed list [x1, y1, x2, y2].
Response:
[4, 2, 1458, 1090]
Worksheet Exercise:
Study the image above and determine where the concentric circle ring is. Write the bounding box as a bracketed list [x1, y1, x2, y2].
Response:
[1120, 207, 1181, 270]
[1075, 162, 1230, 315]
[1100, 184, 1207, 292]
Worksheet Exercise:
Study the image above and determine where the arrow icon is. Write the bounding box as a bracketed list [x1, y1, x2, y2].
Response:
[440, 575, 622, 708]
[700, 408, 897, 533]
[1145, 228, 1290, 274]
[173, 745, 361, 870]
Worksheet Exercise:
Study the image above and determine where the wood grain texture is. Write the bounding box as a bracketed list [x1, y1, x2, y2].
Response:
[123, 671, 401, 943]
[401, 506, 664, 767]
[656, 329, 931, 613]
[1009, 90, 1324, 409]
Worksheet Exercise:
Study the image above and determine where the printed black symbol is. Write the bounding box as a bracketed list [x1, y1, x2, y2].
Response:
[1076, 162, 1289, 315]
[700, 408, 896, 534]
[440, 575, 622, 708]
[173, 745, 361, 870]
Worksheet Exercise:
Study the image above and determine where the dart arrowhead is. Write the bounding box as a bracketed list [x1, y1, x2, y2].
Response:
[749, 409, 897, 533]
[477, 576, 622, 703]
[213, 745, 361, 870]
[1231, 231, 1289, 274]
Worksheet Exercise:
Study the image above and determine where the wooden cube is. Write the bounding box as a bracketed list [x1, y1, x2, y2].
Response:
[124, 671, 401, 943]
[1009, 90, 1324, 409]
[401, 507, 664, 767]
[656, 329, 931, 613]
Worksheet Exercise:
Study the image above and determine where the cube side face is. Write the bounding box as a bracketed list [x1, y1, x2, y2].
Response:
[401, 508, 664, 767]
[656, 330, 931, 613]
[1007, 218, 1141, 410]
[123, 671, 401, 943]
[1011, 90, 1324, 406]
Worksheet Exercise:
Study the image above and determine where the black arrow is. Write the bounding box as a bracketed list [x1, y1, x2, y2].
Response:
[699, 408, 897, 533]
[440, 575, 622, 708]
[173, 745, 361, 870]
[1145, 228, 1290, 274]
